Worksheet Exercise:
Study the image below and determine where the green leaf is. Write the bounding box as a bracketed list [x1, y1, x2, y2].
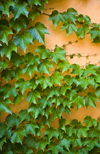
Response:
[95, 86, 100, 98]
[12, 2, 28, 20]
[59, 118, 68, 131]
[88, 24, 100, 42]
[28, 77, 37, 90]
[85, 92, 98, 108]
[9, 18, 27, 33]
[38, 95, 52, 108]
[5, 113, 20, 129]
[0, 25, 13, 44]
[25, 52, 40, 66]
[2, 68, 15, 82]
[28, 104, 41, 119]
[63, 75, 74, 86]
[29, 0, 41, 7]
[51, 45, 66, 63]
[49, 10, 65, 28]
[83, 116, 97, 128]
[0, 136, 6, 150]
[78, 77, 94, 89]
[60, 84, 70, 96]
[48, 143, 64, 154]
[22, 64, 38, 77]
[61, 21, 77, 36]
[28, 22, 49, 44]
[72, 96, 85, 109]
[0, 122, 7, 138]
[26, 149, 34, 154]
[3, 0, 15, 17]
[25, 122, 39, 135]
[77, 25, 89, 38]
[18, 109, 31, 122]
[38, 59, 53, 74]
[71, 137, 82, 147]
[35, 45, 50, 59]
[0, 98, 12, 115]
[0, 41, 17, 60]
[26, 91, 40, 104]
[0, 59, 8, 70]
[57, 60, 70, 72]
[2, 149, 13, 154]
[15, 78, 30, 94]
[29, 10, 39, 20]
[64, 7, 78, 23]
[71, 64, 84, 77]
[77, 127, 88, 138]
[59, 138, 71, 151]
[84, 64, 97, 78]
[44, 127, 59, 140]
[46, 86, 60, 99]
[13, 31, 33, 52]
[11, 128, 26, 144]
[23, 134, 36, 148]
[51, 96, 63, 107]
[0, 2, 4, 12]
[36, 75, 52, 89]
[13, 91, 24, 105]
[0, 83, 17, 99]
[35, 138, 50, 151]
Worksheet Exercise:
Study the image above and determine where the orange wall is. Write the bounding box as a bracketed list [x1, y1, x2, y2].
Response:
[0, 0, 100, 125]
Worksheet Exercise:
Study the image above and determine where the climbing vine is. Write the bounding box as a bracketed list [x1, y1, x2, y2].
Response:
[0, 0, 100, 154]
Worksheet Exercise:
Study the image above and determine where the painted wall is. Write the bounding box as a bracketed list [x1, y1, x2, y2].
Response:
[0, 0, 100, 128]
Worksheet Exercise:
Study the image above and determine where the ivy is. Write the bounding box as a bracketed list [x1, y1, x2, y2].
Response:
[0, 0, 100, 154]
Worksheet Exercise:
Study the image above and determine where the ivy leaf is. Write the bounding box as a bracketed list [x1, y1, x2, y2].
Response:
[83, 64, 97, 78]
[25, 52, 40, 66]
[22, 64, 38, 77]
[11, 128, 26, 144]
[77, 127, 88, 138]
[44, 127, 59, 140]
[29, 0, 41, 7]
[88, 24, 100, 42]
[0, 137, 6, 150]
[26, 91, 40, 104]
[0, 122, 7, 138]
[29, 77, 37, 90]
[18, 109, 31, 123]
[9, 18, 27, 33]
[49, 10, 65, 27]
[12, 2, 28, 20]
[38, 59, 53, 74]
[77, 25, 89, 38]
[48, 143, 64, 154]
[29, 10, 39, 20]
[11, 51, 25, 67]
[51, 45, 66, 63]
[28, 104, 41, 119]
[0, 98, 12, 115]
[0, 2, 4, 12]
[0, 41, 17, 60]
[25, 122, 39, 135]
[2, 68, 15, 82]
[85, 92, 98, 108]
[59, 118, 68, 131]
[0, 83, 17, 99]
[0, 25, 13, 44]
[28, 22, 49, 44]
[15, 78, 30, 94]
[35, 45, 50, 59]
[35, 138, 50, 151]
[46, 86, 60, 99]
[64, 7, 78, 23]
[13, 31, 33, 52]
[71, 137, 82, 147]
[78, 77, 94, 89]
[23, 134, 36, 148]
[51, 96, 63, 107]
[3, 0, 15, 17]
[5, 113, 20, 129]
[72, 96, 85, 109]
[71, 64, 84, 77]
[61, 21, 77, 36]
[60, 84, 70, 96]
[59, 138, 71, 151]
[0, 59, 8, 71]
[36, 75, 52, 89]
[95, 86, 100, 98]
[63, 75, 74, 86]
[13, 91, 24, 105]
[83, 116, 97, 128]
[2, 149, 13, 154]
[38, 95, 52, 109]
[57, 60, 70, 73]
[95, 74, 100, 83]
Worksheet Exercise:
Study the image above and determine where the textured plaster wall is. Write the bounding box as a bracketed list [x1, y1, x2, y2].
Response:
[0, 0, 100, 127]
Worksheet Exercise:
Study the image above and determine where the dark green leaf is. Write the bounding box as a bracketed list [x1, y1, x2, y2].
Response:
[28, 104, 41, 119]
[51, 45, 66, 63]
[35, 45, 50, 59]
[0, 136, 6, 150]
[0, 122, 7, 138]
[28, 22, 49, 44]
[46, 86, 60, 99]
[25, 52, 40, 66]
[25, 122, 39, 135]
[57, 60, 70, 72]
[29, 0, 41, 7]
[72, 96, 85, 109]
[3, 0, 15, 17]
[83, 116, 97, 128]
[85, 92, 98, 108]
[12, 2, 28, 19]
[13, 91, 24, 105]
[35, 138, 50, 151]
[13, 31, 33, 52]
[44, 127, 59, 140]
[48, 143, 64, 154]
[95, 86, 100, 98]
[77, 25, 89, 38]
[22, 64, 38, 77]
[26, 91, 40, 104]
[0, 98, 12, 115]
[11, 128, 26, 144]
[23, 134, 36, 148]
[18, 109, 31, 122]
[60, 138, 71, 151]
[29, 10, 39, 20]
[5, 113, 20, 129]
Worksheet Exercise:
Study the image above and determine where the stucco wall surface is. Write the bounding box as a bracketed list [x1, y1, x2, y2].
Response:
[0, 0, 100, 126]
